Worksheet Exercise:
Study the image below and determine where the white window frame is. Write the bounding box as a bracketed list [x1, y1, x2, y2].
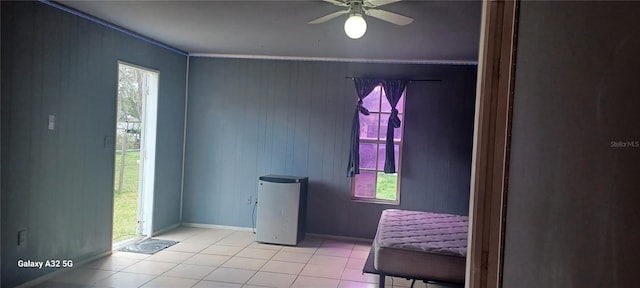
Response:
[351, 85, 406, 205]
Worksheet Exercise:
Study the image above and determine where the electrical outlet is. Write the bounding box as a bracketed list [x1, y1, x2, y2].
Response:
[18, 230, 27, 247]
[247, 195, 253, 205]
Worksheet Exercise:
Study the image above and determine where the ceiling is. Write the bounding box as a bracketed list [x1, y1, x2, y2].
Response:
[59, 0, 482, 63]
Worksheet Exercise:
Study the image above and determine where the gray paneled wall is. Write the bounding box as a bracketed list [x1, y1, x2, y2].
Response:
[1, 2, 186, 286]
[183, 57, 476, 238]
[503, 2, 640, 287]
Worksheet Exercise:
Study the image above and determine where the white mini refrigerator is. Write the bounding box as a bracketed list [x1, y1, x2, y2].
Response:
[256, 175, 308, 245]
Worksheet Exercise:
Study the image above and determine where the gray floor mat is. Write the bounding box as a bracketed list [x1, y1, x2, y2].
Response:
[119, 238, 178, 254]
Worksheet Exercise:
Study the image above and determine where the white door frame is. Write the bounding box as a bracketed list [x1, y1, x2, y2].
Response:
[138, 66, 158, 238]
[466, 1, 519, 287]
[116, 61, 159, 239]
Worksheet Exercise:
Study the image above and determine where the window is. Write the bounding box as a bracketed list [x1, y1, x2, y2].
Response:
[352, 84, 405, 204]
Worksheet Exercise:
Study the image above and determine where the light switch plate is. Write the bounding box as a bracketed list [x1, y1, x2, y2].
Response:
[48, 115, 55, 130]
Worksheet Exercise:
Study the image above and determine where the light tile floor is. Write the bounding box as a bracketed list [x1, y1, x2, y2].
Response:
[33, 226, 444, 288]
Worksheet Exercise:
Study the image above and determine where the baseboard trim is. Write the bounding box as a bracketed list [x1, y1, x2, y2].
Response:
[152, 223, 181, 236]
[180, 223, 373, 243]
[15, 250, 112, 288]
[306, 233, 373, 244]
[181, 222, 253, 232]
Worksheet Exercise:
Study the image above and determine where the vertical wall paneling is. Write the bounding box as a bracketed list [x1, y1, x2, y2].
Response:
[1, 2, 187, 286]
[503, 2, 640, 287]
[183, 58, 477, 238]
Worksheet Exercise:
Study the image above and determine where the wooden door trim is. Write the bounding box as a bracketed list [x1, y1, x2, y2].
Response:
[466, 1, 519, 288]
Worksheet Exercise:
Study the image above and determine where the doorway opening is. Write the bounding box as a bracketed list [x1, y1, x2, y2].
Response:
[113, 62, 159, 248]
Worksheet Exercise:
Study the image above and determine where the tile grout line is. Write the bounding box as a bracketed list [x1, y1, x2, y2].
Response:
[46, 228, 385, 288]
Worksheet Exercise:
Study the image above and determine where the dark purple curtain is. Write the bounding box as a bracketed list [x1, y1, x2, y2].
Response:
[382, 80, 408, 173]
[347, 78, 379, 177]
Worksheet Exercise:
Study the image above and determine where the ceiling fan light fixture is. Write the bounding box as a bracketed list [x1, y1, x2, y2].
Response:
[344, 13, 367, 39]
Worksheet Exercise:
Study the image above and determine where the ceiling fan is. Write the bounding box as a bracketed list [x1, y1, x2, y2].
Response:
[309, 0, 414, 39]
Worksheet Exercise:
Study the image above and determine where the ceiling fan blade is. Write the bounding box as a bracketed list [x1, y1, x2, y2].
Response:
[308, 10, 349, 24]
[364, 0, 402, 8]
[365, 8, 414, 26]
[323, 0, 349, 7]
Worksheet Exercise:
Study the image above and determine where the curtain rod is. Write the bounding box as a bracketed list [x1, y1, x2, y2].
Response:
[344, 76, 441, 82]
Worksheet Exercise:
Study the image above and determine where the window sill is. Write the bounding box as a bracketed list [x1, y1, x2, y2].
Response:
[351, 197, 400, 206]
